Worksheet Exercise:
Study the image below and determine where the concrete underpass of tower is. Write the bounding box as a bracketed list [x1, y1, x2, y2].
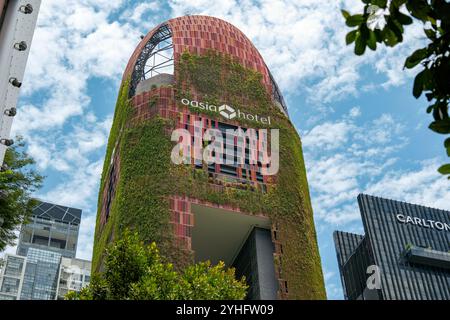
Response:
[189, 203, 278, 300]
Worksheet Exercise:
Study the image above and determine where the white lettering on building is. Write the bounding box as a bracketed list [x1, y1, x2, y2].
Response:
[180, 98, 271, 125]
[396, 214, 450, 232]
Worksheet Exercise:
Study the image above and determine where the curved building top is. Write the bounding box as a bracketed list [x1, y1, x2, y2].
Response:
[123, 15, 289, 116]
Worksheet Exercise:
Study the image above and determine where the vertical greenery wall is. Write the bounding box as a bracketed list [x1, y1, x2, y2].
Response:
[93, 51, 326, 299]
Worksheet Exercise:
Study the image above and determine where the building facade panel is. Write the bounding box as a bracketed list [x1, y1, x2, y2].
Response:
[19, 248, 62, 300]
[124, 16, 271, 92]
[0, 254, 26, 300]
[0, 201, 89, 300]
[56, 257, 91, 300]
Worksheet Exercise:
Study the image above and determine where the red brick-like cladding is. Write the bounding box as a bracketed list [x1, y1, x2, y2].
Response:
[123, 15, 273, 95]
[118, 15, 291, 298]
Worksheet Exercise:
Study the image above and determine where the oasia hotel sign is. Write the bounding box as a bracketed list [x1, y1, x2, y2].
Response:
[180, 98, 272, 125]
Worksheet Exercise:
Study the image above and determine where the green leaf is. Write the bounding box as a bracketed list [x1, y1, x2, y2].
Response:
[341, 10, 350, 19]
[367, 30, 377, 50]
[434, 0, 450, 20]
[346, 30, 358, 45]
[427, 16, 437, 27]
[445, 137, 450, 149]
[413, 68, 432, 99]
[387, 19, 404, 42]
[396, 12, 413, 25]
[445, 138, 450, 156]
[405, 48, 428, 69]
[406, 0, 432, 21]
[346, 14, 365, 27]
[382, 27, 399, 46]
[429, 119, 450, 134]
[432, 102, 448, 121]
[374, 29, 383, 42]
[437, 164, 450, 175]
[424, 28, 436, 40]
[354, 33, 366, 55]
[372, 0, 388, 8]
[413, 69, 426, 98]
[391, 0, 407, 8]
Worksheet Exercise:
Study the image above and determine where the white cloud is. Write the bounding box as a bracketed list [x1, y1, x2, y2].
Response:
[76, 214, 96, 260]
[120, 1, 169, 31]
[303, 121, 354, 151]
[324, 270, 335, 282]
[14, 0, 139, 135]
[37, 157, 103, 261]
[65, 7, 108, 34]
[326, 281, 344, 300]
[303, 109, 411, 225]
[19, 114, 111, 173]
[40, 159, 103, 208]
[303, 107, 448, 228]
[66, 21, 137, 78]
[349, 106, 361, 118]
[365, 159, 450, 211]
[168, 0, 426, 107]
[123, 2, 160, 23]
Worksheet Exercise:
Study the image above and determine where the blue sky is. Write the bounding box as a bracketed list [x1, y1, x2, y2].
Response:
[3, 0, 449, 300]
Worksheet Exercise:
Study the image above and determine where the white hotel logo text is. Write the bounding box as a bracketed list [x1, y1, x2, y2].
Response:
[181, 98, 272, 125]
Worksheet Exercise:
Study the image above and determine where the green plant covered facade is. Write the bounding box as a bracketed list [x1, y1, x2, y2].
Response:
[93, 16, 326, 300]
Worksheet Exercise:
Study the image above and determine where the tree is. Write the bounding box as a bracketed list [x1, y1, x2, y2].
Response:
[67, 230, 248, 300]
[0, 137, 43, 251]
[341, 0, 450, 178]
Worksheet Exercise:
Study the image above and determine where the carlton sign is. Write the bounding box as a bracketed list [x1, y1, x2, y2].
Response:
[180, 98, 272, 125]
[396, 214, 450, 232]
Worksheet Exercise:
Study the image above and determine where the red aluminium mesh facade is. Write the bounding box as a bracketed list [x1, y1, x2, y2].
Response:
[130, 87, 276, 185]
[100, 16, 301, 299]
[123, 15, 273, 95]
[124, 16, 278, 187]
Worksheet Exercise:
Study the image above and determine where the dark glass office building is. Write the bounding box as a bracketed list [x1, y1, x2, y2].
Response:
[334, 194, 450, 300]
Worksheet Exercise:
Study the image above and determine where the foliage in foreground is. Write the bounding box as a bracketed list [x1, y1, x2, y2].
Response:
[67, 231, 247, 300]
[342, 0, 450, 178]
[0, 137, 43, 251]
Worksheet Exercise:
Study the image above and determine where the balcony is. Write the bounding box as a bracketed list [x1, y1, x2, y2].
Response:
[403, 245, 450, 270]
